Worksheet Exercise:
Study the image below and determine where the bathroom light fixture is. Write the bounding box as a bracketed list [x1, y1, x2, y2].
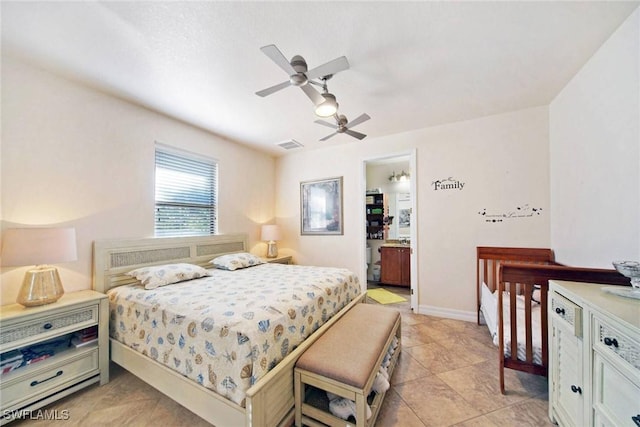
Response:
[261, 224, 281, 258]
[389, 170, 410, 182]
[315, 93, 338, 117]
[1, 227, 78, 306]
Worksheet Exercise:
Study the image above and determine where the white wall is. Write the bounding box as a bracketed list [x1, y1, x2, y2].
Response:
[277, 106, 550, 319]
[0, 55, 276, 305]
[550, 9, 640, 267]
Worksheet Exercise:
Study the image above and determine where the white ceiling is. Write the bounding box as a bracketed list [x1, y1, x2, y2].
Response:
[2, 1, 638, 156]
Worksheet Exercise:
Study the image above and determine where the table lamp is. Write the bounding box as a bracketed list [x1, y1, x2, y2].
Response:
[261, 225, 281, 258]
[1, 227, 78, 307]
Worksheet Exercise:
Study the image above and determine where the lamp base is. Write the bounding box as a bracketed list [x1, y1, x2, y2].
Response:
[17, 266, 65, 307]
[266, 241, 278, 258]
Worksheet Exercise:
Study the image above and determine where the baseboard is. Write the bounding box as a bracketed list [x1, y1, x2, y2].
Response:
[417, 305, 476, 323]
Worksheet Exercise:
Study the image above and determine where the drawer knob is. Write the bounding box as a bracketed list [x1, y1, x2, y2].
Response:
[42, 323, 53, 330]
[603, 337, 619, 348]
[570, 385, 582, 394]
[30, 370, 63, 387]
[632, 415, 640, 427]
[555, 307, 565, 315]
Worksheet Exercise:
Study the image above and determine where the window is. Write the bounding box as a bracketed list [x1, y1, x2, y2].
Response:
[154, 145, 218, 237]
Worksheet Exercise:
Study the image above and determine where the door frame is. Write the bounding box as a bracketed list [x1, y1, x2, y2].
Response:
[360, 148, 418, 311]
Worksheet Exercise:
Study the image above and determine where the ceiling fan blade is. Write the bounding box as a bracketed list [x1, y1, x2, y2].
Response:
[306, 56, 350, 81]
[314, 119, 338, 129]
[319, 132, 339, 142]
[255, 80, 291, 97]
[260, 44, 296, 75]
[345, 113, 370, 128]
[300, 84, 325, 105]
[344, 129, 367, 140]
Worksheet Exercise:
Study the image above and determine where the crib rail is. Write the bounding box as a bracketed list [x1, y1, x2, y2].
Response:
[476, 247, 556, 324]
[497, 263, 628, 393]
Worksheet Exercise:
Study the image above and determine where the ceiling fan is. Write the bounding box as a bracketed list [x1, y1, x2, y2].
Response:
[315, 113, 371, 141]
[255, 44, 349, 108]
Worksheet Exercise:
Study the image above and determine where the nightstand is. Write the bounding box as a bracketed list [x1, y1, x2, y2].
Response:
[0, 290, 108, 424]
[263, 255, 292, 265]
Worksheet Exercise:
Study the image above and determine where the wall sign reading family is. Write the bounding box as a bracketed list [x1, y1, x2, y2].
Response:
[478, 204, 543, 223]
[432, 177, 465, 191]
[300, 176, 343, 235]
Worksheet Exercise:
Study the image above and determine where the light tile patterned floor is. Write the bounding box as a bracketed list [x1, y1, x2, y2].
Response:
[372, 285, 552, 427]
[11, 286, 553, 426]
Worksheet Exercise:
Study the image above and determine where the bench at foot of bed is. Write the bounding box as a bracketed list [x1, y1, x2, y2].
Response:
[294, 304, 401, 427]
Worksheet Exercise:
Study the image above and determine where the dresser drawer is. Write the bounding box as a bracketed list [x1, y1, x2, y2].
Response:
[592, 351, 640, 426]
[550, 292, 582, 337]
[0, 305, 98, 352]
[1, 347, 99, 409]
[593, 315, 640, 372]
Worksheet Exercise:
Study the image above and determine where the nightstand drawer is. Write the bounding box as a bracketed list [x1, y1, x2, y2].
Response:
[0, 305, 98, 352]
[262, 255, 292, 264]
[1, 347, 99, 409]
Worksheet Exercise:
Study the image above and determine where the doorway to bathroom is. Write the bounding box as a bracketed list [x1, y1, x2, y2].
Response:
[362, 150, 417, 311]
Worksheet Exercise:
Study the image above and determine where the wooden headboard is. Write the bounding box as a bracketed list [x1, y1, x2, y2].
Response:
[93, 234, 248, 293]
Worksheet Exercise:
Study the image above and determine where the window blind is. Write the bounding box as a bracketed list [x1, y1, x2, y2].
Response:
[154, 146, 218, 237]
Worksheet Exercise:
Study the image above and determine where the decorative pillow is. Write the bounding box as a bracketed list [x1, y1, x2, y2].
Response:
[126, 263, 210, 290]
[210, 252, 264, 271]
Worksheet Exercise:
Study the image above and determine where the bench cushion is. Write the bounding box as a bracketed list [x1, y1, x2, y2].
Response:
[296, 304, 399, 389]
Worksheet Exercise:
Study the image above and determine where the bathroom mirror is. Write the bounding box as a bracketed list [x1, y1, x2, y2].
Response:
[387, 192, 411, 240]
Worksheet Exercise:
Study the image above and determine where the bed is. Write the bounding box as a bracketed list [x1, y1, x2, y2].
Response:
[93, 234, 365, 427]
[476, 247, 628, 393]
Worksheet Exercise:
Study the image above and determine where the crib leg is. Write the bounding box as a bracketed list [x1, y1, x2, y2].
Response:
[500, 363, 505, 394]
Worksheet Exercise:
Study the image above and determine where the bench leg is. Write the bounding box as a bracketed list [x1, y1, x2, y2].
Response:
[294, 371, 303, 427]
[355, 393, 366, 427]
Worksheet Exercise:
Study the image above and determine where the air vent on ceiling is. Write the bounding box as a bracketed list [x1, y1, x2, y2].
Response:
[277, 139, 304, 150]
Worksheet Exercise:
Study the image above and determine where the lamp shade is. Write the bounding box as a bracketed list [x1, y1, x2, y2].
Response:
[2, 227, 78, 267]
[261, 225, 281, 242]
[2, 227, 78, 307]
[314, 93, 338, 118]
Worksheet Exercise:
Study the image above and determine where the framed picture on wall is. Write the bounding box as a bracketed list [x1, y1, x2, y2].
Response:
[300, 176, 343, 235]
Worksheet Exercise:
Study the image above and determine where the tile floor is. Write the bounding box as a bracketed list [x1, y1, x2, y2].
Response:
[10, 286, 553, 426]
[370, 285, 552, 427]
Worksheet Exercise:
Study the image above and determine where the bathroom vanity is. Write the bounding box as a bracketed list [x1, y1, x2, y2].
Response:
[380, 244, 411, 287]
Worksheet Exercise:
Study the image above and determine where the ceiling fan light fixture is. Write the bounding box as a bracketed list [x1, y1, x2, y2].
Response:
[315, 93, 338, 117]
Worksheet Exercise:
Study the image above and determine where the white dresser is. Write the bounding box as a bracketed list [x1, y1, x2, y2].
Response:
[549, 280, 640, 427]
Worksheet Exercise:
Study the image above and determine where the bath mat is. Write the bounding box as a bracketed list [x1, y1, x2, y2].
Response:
[367, 288, 407, 305]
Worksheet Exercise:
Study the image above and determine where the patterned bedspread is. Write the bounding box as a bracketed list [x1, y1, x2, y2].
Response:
[107, 263, 361, 407]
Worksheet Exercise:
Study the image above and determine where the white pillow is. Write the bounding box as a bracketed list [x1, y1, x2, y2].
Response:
[127, 263, 210, 290]
[210, 252, 264, 270]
